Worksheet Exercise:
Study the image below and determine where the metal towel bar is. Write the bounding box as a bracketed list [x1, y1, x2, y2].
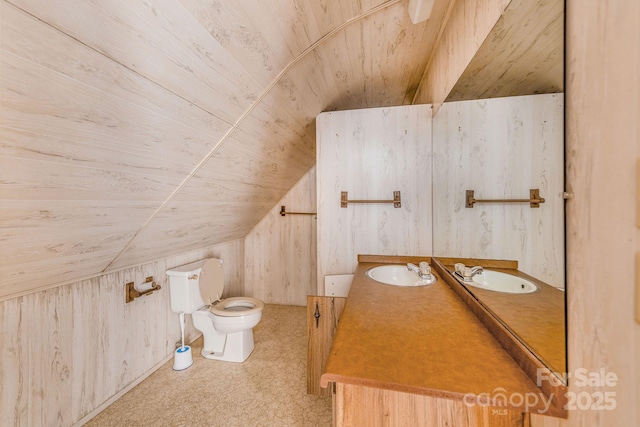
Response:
[465, 189, 545, 208]
[341, 191, 401, 208]
[280, 206, 317, 217]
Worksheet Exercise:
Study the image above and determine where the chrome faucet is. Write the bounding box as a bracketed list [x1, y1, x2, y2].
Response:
[454, 263, 484, 282]
[407, 262, 433, 280]
[467, 266, 484, 281]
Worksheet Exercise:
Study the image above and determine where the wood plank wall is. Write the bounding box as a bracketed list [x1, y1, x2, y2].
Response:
[432, 94, 565, 288]
[316, 105, 433, 294]
[528, 1, 640, 426]
[414, 0, 511, 110]
[0, 240, 243, 426]
[446, 0, 564, 102]
[244, 168, 317, 306]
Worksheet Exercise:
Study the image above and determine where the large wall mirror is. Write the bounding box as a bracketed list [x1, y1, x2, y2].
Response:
[431, 0, 566, 381]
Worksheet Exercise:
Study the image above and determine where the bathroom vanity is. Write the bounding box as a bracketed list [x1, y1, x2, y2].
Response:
[316, 255, 567, 426]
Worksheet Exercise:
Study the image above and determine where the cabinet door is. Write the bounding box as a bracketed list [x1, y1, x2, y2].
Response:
[334, 383, 530, 427]
[307, 295, 346, 396]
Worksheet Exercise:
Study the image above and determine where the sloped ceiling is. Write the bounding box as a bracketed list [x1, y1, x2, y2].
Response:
[0, 0, 563, 298]
[0, 0, 450, 297]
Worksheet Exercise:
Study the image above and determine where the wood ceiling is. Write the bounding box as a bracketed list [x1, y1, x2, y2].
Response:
[0, 0, 563, 298]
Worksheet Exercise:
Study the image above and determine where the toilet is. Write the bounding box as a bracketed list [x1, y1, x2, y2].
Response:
[166, 258, 264, 363]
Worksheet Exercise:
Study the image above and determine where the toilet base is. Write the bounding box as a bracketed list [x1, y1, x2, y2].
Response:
[201, 329, 255, 363]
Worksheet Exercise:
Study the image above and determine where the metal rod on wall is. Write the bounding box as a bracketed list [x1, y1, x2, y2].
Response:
[280, 206, 317, 217]
[340, 191, 402, 208]
[465, 189, 545, 208]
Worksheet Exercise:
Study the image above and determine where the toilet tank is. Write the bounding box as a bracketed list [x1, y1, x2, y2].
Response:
[166, 259, 207, 314]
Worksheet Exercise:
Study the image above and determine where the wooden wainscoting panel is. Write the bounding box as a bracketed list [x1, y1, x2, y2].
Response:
[307, 296, 346, 396]
[0, 296, 29, 425]
[27, 284, 74, 426]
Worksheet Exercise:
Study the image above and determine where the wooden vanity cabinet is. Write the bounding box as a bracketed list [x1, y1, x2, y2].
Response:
[333, 383, 529, 427]
[306, 295, 346, 396]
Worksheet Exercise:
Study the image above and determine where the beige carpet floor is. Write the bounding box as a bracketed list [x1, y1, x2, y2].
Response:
[86, 305, 332, 427]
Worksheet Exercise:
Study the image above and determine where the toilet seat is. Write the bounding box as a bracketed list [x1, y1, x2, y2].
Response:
[199, 258, 264, 317]
[209, 297, 264, 317]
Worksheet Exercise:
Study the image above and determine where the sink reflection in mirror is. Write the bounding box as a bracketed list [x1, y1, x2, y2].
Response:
[366, 265, 437, 287]
[456, 270, 539, 294]
[441, 260, 566, 382]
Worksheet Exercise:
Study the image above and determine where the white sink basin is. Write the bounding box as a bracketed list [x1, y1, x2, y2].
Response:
[366, 265, 435, 287]
[464, 270, 538, 294]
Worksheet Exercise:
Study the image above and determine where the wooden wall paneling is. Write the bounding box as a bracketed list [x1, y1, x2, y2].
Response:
[10, 0, 261, 123]
[0, 158, 182, 202]
[0, 3, 242, 296]
[127, 262, 170, 381]
[354, 2, 430, 107]
[432, 94, 565, 287]
[229, 122, 316, 180]
[0, 4, 231, 167]
[177, 0, 292, 88]
[0, 198, 159, 296]
[106, 204, 262, 270]
[266, 1, 434, 120]
[270, 47, 340, 123]
[554, 0, 639, 426]
[446, 0, 564, 102]
[316, 105, 433, 294]
[0, 296, 29, 425]
[28, 285, 74, 426]
[0, 241, 243, 425]
[530, 0, 640, 425]
[413, 0, 510, 111]
[244, 167, 316, 305]
[293, 1, 431, 112]
[108, 122, 315, 271]
[0, 51, 221, 178]
[233, 93, 316, 147]
[70, 277, 106, 421]
[1, 0, 442, 299]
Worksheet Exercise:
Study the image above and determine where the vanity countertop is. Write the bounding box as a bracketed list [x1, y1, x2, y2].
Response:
[320, 255, 545, 408]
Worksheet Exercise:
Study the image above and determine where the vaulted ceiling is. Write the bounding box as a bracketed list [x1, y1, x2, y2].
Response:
[0, 0, 563, 298]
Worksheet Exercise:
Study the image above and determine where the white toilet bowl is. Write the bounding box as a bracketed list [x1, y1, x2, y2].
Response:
[166, 259, 264, 363]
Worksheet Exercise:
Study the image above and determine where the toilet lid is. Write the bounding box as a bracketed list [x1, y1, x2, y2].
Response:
[199, 258, 224, 304]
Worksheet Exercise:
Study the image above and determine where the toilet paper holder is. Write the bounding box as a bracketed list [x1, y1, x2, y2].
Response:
[126, 276, 161, 303]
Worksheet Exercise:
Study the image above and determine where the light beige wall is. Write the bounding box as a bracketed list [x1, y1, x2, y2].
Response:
[529, 0, 640, 426]
[244, 167, 317, 306]
[0, 240, 243, 426]
[432, 94, 565, 288]
[316, 105, 433, 294]
[413, 0, 510, 110]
